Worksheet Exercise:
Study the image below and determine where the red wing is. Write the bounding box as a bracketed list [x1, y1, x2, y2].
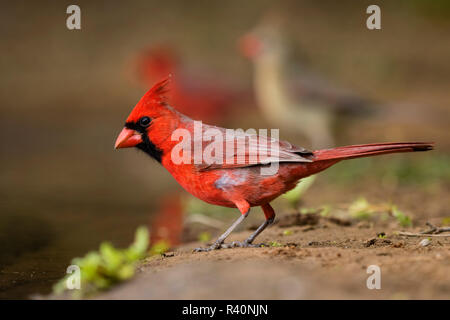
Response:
[192, 128, 313, 171]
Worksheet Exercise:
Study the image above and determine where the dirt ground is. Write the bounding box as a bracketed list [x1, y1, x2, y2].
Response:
[94, 193, 450, 300]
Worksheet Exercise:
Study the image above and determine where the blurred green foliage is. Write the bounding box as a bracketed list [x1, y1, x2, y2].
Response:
[149, 240, 170, 256]
[198, 231, 212, 243]
[442, 217, 450, 226]
[323, 155, 450, 186]
[283, 176, 316, 208]
[347, 197, 413, 227]
[269, 241, 283, 247]
[349, 197, 375, 220]
[300, 205, 331, 217]
[390, 205, 412, 227]
[53, 226, 155, 298]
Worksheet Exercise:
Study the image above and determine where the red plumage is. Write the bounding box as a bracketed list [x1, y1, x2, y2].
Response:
[115, 77, 434, 251]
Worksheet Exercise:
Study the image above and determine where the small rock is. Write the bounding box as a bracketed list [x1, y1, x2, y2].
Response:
[163, 252, 175, 257]
[392, 241, 404, 248]
[357, 221, 371, 229]
[419, 238, 431, 247]
[365, 238, 392, 247]
[277, 212, 320, 228]
[364, 238, 377, 247]
[327, 217, 352, 226]
[286, 242, 298, 248]
[376, 252, 391, 256]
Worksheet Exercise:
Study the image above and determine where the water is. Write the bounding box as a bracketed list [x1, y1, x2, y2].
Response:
[0, 203, 153, 299]
[0, 109, 171, 299]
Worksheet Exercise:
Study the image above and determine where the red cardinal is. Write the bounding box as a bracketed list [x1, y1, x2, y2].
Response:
[133, 47, 251, 248]
[115, 77, 434, 251]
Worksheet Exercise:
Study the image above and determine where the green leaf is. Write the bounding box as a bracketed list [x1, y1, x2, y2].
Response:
[53, 226, 150, 298]
[149, 240, 170, 256]
[270, 241, 283, 247]
[198, 231, 211, 243]
[349, 197, 373, 220]
[442, 217, 450, 226]
[391, 205, 412, 227]
[283, 176, 316, 207]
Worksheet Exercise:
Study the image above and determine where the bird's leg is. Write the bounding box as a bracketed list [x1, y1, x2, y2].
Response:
[194, 212, 248, 252]
[228, 203, 276, 248]
[194, 200, 250, 252]
[245, 217, 274, 244]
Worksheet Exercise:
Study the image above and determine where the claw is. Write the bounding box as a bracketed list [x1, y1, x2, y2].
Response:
[193, 241, 223, 252]
[193, 240, 267, 252]
[229, 241, 266, 248]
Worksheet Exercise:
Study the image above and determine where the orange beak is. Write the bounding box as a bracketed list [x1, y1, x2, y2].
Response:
[114, 128, 143, 149]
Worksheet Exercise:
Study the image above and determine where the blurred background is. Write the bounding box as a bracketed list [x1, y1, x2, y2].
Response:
[0, 0, 449, 299]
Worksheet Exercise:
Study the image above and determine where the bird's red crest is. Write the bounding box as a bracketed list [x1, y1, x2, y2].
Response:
[142, 75, 171, 104]
[125, 75, 172, 123]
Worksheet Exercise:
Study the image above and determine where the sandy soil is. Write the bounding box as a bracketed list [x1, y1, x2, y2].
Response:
[95, 210, 450, 300]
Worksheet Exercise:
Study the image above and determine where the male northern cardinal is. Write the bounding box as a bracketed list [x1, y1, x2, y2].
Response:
[133, 46, 253, 248]
[115, 77, 433, 252]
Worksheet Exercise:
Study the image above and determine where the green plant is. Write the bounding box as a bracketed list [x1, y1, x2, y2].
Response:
[198, 231, 212, 243]
[324, 155, 449, 186]
[270, 241, 283, 247]
[391, 205, 412, 227]
[53, 226, 150, 298]
[149, 240, 170, 256]
[283, 176, 316, 207]
[349, 197, 374, 220]
[300, 205, 331, 216]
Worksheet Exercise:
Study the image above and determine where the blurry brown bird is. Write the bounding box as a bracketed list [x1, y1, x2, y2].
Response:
[239, 19, 375, 149]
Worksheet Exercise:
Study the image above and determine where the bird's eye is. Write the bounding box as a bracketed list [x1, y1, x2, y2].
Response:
[139, 116, 151, 128]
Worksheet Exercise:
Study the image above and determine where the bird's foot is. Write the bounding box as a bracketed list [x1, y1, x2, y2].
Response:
[221, 241, 266, 249]
[193, 240, 266, 252]
[193, 241, 223, 252]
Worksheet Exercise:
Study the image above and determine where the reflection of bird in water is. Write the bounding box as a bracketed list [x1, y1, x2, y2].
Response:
[133, 46, 249, 123]
[149, 194, 184, 247]
[239, 20, 376, 149]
